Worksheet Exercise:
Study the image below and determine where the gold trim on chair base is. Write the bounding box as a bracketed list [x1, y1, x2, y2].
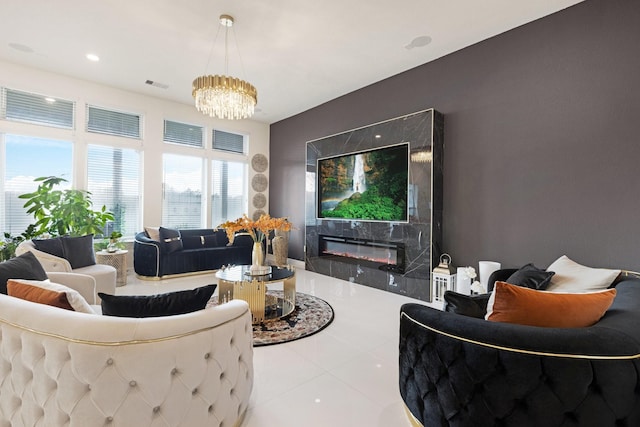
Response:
[403, 403, 424, 427]
[135, 269, 218, 281]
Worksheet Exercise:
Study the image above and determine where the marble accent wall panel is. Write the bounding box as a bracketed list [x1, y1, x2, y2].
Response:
[305, 109, 444, 301]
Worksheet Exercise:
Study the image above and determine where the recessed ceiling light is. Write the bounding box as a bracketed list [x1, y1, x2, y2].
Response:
[86, 53, 100, 62]
[44, 97, 56, 103]
[375, 134, 382, 139]
[405, 36, 432, 50]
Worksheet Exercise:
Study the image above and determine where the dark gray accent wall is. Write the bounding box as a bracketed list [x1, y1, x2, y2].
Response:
[270, 0, 640, 272]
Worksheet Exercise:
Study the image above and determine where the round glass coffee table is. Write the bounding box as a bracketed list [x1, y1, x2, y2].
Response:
[215, 265, 296, 324]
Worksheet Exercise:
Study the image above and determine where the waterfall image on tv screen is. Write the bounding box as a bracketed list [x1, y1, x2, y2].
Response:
[317, 143, 409, 222]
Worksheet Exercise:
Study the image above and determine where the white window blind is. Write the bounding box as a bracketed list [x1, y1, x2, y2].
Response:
[163, 120, 203, 147]
[1, 134, 73, 235]
[211, 160, 247, 226]
[2, 88, 74, 129]
[86, 105, 141, 139]
[162, 154, 203, 228]
[212, 129, 245, 154]
[87, 145, 141, 238]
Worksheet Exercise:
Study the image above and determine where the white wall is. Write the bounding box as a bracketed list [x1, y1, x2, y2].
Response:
[0, 60, 270, 231]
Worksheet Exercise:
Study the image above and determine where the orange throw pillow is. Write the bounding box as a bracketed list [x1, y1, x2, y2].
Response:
[7, 280, 74, 311]
[486, 281, 616, 327]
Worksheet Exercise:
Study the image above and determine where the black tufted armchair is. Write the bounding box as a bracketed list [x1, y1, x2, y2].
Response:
[399, 276, 640, 427]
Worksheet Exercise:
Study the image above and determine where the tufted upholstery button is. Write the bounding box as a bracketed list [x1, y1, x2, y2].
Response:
[87, 384, 91, 391]
[204, 352, 210, 359]
[106, 416, 114, 423]
[129, 380, 137, 387]
[106, 358, 114, 366]
[230, 388, 235, 395]
[220, 372, 225, 380]
[153, 406, 160, 413]
[192, 388, 198, 395]
[171, 368, 178, 375]
[208, 404, 214, 413]
[230, 337, 235, 345]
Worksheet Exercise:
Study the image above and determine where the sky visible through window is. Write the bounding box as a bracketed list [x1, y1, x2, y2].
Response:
[5, 135, 72, 192]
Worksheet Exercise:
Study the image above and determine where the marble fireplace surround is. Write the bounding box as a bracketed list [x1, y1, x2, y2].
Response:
[305, 109, 444, 301]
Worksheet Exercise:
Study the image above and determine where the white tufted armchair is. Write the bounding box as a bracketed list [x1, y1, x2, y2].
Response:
[0, 296, 253, 426]
[16, 240, 117, 302]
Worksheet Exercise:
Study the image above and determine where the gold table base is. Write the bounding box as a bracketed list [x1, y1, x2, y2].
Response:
[217, 266, 296, 324]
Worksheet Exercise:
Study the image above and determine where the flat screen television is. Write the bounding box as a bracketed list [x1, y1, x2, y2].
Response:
[317, 143, 409, 222]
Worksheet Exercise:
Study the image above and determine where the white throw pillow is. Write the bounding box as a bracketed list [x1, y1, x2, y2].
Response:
[7, 278, 96, 313]
[545, 255, 620, 293]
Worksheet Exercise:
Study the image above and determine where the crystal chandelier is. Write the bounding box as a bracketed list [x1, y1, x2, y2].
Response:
[192, 15, 257, 120]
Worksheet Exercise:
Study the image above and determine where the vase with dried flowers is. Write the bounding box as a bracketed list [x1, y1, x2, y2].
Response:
[218, 214, 293, 273]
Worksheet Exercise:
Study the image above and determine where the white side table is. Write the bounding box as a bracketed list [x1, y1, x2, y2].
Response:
[95, 250, 128, 287]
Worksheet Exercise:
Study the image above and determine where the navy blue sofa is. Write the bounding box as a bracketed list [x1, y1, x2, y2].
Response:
[134, 229, 253, 279]
[399, 272, 640, 427]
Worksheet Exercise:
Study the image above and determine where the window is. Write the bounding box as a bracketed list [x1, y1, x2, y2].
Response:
[1, 134, 73, 235]
[162, 154, 203, 228]
[211, 160, 247, 226]
[2, 88, 74, 129]
[163, 120, 203, 147]
[212, 129, 245, 154]
[87, 145, 142, 238]
[86, 105, 141, 139]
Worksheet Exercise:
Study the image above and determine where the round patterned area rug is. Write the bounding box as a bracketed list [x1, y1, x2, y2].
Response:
[209, 291, 334, 347]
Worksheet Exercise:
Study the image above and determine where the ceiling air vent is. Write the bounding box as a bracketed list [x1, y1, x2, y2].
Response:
[145, 80, 169, 89]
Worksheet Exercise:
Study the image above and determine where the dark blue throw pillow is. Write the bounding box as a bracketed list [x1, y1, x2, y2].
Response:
[33, 237, 65, 258]
[506, 263, 555, 290]
[443, 291, 491, 318]
[182, 234, 218, 250]
[99, 284, 217, 318]
[60, 234, 96, 269]
[0, 252, 48, 294]
[159, 227, 183, 254]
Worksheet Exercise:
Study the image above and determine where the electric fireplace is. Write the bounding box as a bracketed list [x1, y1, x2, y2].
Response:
[319, 234, 405, 273]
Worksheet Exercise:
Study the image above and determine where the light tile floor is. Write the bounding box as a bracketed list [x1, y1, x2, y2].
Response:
[120, 262, 440, 427]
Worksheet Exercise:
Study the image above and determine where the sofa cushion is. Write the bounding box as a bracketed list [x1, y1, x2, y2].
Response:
[486, 281, 616, 327]
[0, 251, 48, 294]
[99, 284, 217, 318]
[506, 263, 555, 290]
[545, 255, 620, 292]
[159, 227, 183, 254]
[33, 237, 65, 258]
[7, 278, 95, 313]
[61, 234, 96, 268]
[443, 291, 490, 318]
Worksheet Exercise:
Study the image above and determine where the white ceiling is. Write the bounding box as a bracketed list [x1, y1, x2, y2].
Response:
[0, 0, 583, 124]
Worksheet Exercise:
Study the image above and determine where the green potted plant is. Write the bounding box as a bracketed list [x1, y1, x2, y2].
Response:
[107, 231, 123, 253]
[18, 176, 114, 238]
[0, 225, 38, 261]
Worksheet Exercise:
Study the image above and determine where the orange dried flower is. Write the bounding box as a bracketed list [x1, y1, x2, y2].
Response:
[217, 214, 293, 243]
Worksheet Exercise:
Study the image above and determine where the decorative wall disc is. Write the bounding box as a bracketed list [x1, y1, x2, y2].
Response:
[253, 209, 266, 221]
[251, 154, 269, 172]
[251, 174, 268, 192]
[253, 193, 267, 209]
